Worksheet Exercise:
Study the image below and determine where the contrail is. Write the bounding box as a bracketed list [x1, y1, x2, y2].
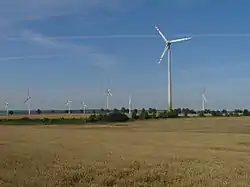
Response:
[7, 35, 158, 41]
[6, 33, 250, 41]
[0, 54, 65, 61]
[175, 34, 250, 37]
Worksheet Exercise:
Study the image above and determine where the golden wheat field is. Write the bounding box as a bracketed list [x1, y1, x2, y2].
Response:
[0, 113, 90, 119]
[1, 117, 250, 186]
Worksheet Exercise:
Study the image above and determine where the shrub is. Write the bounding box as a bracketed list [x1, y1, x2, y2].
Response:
[131, 109, 138, 120]
[102, 112, 129, 123]
[167, 110, 179, 118]
[87, 114, 99, 123]
[41, 118, 53, 125]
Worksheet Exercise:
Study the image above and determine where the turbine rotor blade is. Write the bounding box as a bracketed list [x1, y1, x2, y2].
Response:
[155, 25, 168, 43]
[170, 37, 191, 43]
[157, 45, 169, 64]
[202, 94, 207, 102]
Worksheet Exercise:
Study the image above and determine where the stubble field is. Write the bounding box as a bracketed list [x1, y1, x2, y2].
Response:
[1, 117, 250, 186]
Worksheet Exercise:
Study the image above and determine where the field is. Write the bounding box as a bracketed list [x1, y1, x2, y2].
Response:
[1, 117, 250, 186]
[0, 113, 90, 119]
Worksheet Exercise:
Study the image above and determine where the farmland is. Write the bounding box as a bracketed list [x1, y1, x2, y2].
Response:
[1, 117, 250, 186]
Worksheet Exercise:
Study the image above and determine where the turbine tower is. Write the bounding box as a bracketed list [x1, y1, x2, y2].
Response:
[128, 94, 132, 115]
[202, 88, 207, 112]
[155, 25, 191, 111]
[105, 89, 112, 110]
[65, 100, 72, 114]
[82, 102, 87, 115]
[24, 88, 31, 115]
[4, 101, 9, 116]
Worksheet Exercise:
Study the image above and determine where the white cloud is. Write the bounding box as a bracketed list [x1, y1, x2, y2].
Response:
[20, 30, 119, 69]
[0, 0, 144, 21]
[0, 54, 65, 61]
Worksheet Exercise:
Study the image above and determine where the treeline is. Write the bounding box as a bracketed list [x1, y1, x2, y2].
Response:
[5, 107, 250, 117]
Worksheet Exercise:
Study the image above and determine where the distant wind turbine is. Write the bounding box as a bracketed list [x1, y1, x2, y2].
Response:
[105, 89, 112, 110]
[24, 88, 31, 115]
[65, 100, 72, 114]
[81, 102, 87, 115]
[128, 95, 132, 115]
[155, 25, 191, 111]
[4, 101, 9, 116]
[202, 88, 208, 112]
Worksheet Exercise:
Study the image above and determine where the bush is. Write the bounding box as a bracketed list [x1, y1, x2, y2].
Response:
[87, 114, 99, 123]
[167, 111, 179, 118]
[101, 112, 129, 123]
[199, 112, 205, 117]
[131, 109, 138, 120]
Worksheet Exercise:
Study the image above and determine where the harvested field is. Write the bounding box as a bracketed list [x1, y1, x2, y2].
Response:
[1, 117, 250, 186]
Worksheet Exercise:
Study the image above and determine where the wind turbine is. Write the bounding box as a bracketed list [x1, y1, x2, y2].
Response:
[4, 101, 9, 116]
[155, 25, 191, 111]
[81, 102, 87, 115]
[24, 88, 32, 115]
[202, 88, 208, 112]
[128, 94, 132, 115]
[105, 89, 112, 110]
[65, 100, 72, 114]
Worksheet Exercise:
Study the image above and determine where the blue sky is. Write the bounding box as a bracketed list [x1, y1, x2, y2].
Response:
[0, 0, 250, 110]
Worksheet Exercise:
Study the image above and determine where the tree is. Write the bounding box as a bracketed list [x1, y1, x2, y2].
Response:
[243, 109, 250, 116]
[36, 109, 42, 114]
[80, 109, 84, 114]
[132, 109, 138, 119]
[113, 108, 119, 113]
[222, 109, 228, 116]
[9, 110, 14, 115]
[148, 108, 153, 114]
[139, 108, 149, 120]
[152, 108, 157, 118]
[121, 107, 126, 114]
[100, 108, 105, 113]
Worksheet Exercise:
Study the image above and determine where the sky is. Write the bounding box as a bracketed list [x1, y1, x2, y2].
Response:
[0, 0, 250, 110]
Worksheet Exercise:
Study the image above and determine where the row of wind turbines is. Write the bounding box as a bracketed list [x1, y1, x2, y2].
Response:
[3, 88, 133, 116]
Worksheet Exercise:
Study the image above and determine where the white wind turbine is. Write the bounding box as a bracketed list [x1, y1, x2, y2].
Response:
[105, 89, 112, 110]
[65, 100, 72, 114]
[4, 101, 9, 116]
[155, 25, 191, 111]
[81, 102, 87, 115]
[128, 94, 132, 115]
[202, 88, 208, 112]
[24, 88, 32, 115]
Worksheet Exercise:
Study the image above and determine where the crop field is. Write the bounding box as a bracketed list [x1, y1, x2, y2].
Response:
[1, 117, 250, 186]
[0, 113, 90, 119]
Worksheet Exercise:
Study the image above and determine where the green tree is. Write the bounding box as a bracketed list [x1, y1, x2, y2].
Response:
[140, 108, 149, 120]
[36, 109, 42, 114]
[243, 109, 249, 116]
[121, 107, 126, 114]
[148, 108, 153, 114]
[132, 109, 138, 119]
[152, 108, 157, 118]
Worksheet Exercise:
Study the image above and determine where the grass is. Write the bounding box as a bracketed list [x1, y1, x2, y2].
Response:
[0, 113, 90, 119]
[1, 117, 250, 186]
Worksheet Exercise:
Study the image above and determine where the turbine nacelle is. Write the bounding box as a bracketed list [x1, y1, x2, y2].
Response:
[155, 25, 191, 64]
